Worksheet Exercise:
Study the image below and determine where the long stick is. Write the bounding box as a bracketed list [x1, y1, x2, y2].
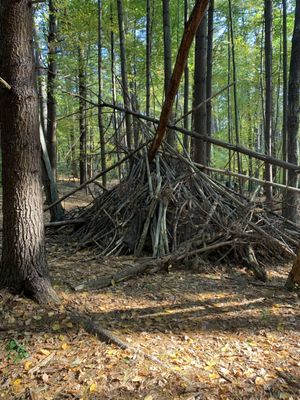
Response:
[99, 101, 300, 172]
[44, 141, 150, 211]
[195, 163, 300, 193]
[148, 0, 209, 161]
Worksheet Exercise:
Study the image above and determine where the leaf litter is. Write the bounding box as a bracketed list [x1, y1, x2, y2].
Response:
[0, 187, 299, 399]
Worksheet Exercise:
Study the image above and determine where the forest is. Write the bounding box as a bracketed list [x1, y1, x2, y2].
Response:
[0, 0, 299, 398]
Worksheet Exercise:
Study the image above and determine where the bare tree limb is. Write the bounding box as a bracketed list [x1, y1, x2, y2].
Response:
[148, 0, 209, 161]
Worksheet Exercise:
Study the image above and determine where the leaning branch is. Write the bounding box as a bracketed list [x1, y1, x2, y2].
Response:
[44, 141, 150, 211]
[148, 0, 209, 161]
[99, 101, 300, 173]
[195, 163, 300, 193]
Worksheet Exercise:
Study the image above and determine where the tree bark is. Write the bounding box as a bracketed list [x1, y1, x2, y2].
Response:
[282, 0, 288, 185]
[206, 0, 214, 165]
[228, 0, 242, 191]
[0, 0, 58, 304]
[193, 11, 207, 164]
[146, 0, 152, 117]
[183, 0, 190, 153]
[264, 0, 273, 206]
[282, 0, 300, 222]
[47, 0, 58, 179]
[78, 47, 87, 185]
[117, 0, 133, 150]
[98, 0, 106, 187]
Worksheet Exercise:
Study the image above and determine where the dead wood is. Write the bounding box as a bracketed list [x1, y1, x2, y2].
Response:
[73, 259, 159, 291]
[148, 0, 209, 161]
[99, 100, 300, 173]
[63, 142, 300, 282]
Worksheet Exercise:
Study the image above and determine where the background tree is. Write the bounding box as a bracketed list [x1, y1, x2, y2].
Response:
[282, 0, 300, 222]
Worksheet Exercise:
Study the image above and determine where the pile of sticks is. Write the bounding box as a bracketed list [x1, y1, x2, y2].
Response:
[71, 148, 300, 281]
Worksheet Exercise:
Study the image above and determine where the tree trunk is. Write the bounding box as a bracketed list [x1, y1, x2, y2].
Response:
[117, 0, 133, 150]
[264, 0, 273, 206]
[162, 0, 176, 148]
[193, 11, 207, 164]
[47, 0, 58, 179]
[206, 0, 214, 165]
[228, 0, 242, 191]
[0, 0, 58, 304]
[282, 0, 300, 222]
[78, 47, 87, 185]
[146, 0, 152, 117]
[98, 0, 106, 187]
[183, 0, 190, 153]
[110, 3, 121, 180]
[282, 0, 288, 185]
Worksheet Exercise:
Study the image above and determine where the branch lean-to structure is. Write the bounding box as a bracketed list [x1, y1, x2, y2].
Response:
[65, 143, 300, 286]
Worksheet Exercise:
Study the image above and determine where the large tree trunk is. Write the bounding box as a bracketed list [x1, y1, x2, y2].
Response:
[282, 0, 300, 223]
[193, 11, 207, 164]
[0, 0, 58, 304]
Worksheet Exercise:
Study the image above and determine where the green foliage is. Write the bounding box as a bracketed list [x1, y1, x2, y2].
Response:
[34, 0, 298, 178]
[6, 339, 29, 363]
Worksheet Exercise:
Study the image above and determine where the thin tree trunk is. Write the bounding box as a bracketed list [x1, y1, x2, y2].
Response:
[47, 0, 58, 179]
[227, 15, 232, 183]
[264, 0, 273, 206]
[282, 0, 300, 222]
[193, 11, 207, 164]
[146, 0, 152, 117]
[282, 0, 288, 185]
[183, 0, 190, 153]
[117, 0, 133, 150]
[228, 0, 242, 190]
[34, 30, 64, 222]
[206, 0, 214, 165]
[98, 0, 106, 187]
[162, 0, 176, 148]
[0, 0, 58, 304]
[78, 47, 87, 185]
[110, 3, 121, 179]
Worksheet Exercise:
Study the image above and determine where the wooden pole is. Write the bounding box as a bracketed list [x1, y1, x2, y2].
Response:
[148, 0, 209, 161]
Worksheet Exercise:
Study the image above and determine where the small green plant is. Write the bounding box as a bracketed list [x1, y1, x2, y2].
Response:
[6, 339, 29, 363]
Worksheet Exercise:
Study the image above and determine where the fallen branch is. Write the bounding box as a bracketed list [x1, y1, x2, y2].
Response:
[73, 259, 160, 291]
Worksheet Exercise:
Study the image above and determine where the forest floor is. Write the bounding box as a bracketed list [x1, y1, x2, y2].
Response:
[0, 182, 299, 400]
